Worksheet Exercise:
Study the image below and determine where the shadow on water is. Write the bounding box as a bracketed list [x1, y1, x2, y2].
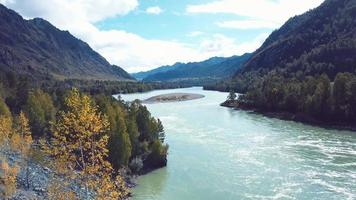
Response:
[133, 167, 168, 199]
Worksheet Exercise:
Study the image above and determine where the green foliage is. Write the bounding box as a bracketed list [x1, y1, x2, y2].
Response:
[234, 72, 356, 125]
[210, 0, 356, 126]
[0, 98, 11, 118]
[146, 140, 168, 169]
[95, 95, 132, 168]
[95, 95, 167, 172]
[126, 110, 140, 156]
[0, 67, 169, 174]
[127, 101, 168, 170]
[25, 89, 56, 137]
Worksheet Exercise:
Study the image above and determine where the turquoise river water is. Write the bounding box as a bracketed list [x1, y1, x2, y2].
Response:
[119, 87, 356, 200]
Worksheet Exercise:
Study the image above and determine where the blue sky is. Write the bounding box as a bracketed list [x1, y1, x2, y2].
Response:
[1, 0, 324, 72]
[95, 0, 267, 44]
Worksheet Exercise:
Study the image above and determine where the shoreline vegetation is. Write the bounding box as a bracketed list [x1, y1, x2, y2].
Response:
[221, 100, 356, 132]
[0, 76, 169, 199]
[141, 93, 205, 104]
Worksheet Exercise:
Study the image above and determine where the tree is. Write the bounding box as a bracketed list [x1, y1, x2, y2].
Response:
[0, 100, 12, 147]
[0, 159, 19, 199]
[126, 113, 139, 157]
[95, 95, 132, 168]
[45, 89, 127, 199]
[227, 90, 237, 101]
[146, 140, 168, 169]
[157, 119, 165, 143]
[347, 78, 356, 120]
[25, 89, 56, 137]
[108, 107, 132, 168]
[10, 112, 33, 189]
[47, 179, 77, 200]
[0, 98, 11, 118]
[11, 112, 33, 155]
[332, 73, 352, 119]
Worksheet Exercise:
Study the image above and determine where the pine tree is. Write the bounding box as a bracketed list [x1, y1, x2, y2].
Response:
[227, 90, 237, 101]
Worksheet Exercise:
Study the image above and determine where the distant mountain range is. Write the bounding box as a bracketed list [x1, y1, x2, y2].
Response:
[132, 53, 251, 85]
[0, 4, 133, 81]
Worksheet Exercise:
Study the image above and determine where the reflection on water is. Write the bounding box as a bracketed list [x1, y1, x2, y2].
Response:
[120, 87, 356, 200]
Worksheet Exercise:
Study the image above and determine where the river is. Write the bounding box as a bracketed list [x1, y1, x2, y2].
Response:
[119, 87, 356, 200]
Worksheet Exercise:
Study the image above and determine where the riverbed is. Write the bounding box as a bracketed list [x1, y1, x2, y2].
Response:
[119, 87, 356, 200]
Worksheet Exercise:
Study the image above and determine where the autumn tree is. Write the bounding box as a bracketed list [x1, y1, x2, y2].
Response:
[0, 99, 17, 199]
[0, 159, 18, 199]
[0, 99, 12, 147]
[45, 89, 128, 199]
[10, 112, 33, 189]
[47, 178, 77, 200]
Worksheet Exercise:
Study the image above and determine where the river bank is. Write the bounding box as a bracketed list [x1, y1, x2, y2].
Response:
[221, 100, 356, 131]
[122, 87, 356, 200]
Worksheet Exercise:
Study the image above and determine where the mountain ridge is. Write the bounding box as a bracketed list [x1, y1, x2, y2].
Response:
[236, 0, 356, 76]
[133, 53, 251, 84]
[0, 4, 133, 81]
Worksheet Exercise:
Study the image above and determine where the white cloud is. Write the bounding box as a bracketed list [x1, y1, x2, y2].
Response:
[1, 0, 270, 72]
[146, 6, 163, 15]
[3, 0, 139, 23]
[199, 33, 269, 57]
[187, 0, 324, 29]
[217, 20, 279, 30]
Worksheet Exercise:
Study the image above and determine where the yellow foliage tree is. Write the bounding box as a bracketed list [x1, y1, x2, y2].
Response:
[10, 111, 33, 189]
[47, 178, 77, 200]
[11, 111, 33, 155]
[45, 89, 128, 199]
[0, 158, 18, 199]
[0, 116, 12, 147]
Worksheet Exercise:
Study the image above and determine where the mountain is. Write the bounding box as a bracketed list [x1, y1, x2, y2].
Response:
[132, 62, 185, 80]
[133, 53, 251, 85]
[237, 0, 356, 77]
[0, 4, 133, 81]
[213, 0, 356, 127]
[207, 0, 356, 92]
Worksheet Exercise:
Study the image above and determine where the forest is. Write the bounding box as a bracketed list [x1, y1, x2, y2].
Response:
[0, 71, 168, 199]
[209, 0, 356, 127]
[223, 71, 356, 127]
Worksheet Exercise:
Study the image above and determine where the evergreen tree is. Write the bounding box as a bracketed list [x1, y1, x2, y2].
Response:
[25, 89, 56, 137]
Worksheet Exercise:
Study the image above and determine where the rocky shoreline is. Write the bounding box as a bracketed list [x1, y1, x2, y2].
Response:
[2, 148, 149, 200]
[221, 100, 356, 132]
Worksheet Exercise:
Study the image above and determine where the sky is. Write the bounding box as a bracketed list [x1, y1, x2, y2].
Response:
[0, 0, 324, 72]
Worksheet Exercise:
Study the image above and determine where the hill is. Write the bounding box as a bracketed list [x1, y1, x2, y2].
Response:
[211, 0, 356, 127]
[238, 0, 356, 77]
[0, 4, 133, 81]
[133, 53, 251, 85]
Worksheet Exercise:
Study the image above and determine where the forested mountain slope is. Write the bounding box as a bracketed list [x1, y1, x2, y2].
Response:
[210, 0, 356, 127]
[239, 0, 356, 78]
